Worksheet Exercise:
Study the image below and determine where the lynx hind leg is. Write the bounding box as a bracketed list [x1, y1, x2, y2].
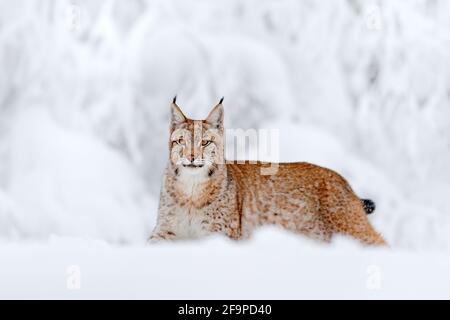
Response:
[340, 209, 386, 246]
[320, 179, 387, 246]
[323, 199, 386, 246]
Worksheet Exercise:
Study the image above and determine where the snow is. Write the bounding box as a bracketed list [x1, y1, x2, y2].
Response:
[1, 228, 449, 299]
[1, 0, 450, 298]
[1, 107, 156, 243]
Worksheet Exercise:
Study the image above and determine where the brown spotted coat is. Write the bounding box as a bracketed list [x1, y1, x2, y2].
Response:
[149, 101, 386, 246]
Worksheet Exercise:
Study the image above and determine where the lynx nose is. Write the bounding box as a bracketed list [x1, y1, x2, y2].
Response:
[186, 154, 194, 162]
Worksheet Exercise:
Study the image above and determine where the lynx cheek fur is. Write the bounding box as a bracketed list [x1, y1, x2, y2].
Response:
[149, 98, 386, 246]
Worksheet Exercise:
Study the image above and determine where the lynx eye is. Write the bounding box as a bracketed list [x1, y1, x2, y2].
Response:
[202, 140, 212, 147]
[176, 138, 185, 145]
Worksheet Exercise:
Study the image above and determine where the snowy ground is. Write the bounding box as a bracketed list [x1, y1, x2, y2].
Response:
[1, 229, 449, 300]
[1, 0, 450, 299]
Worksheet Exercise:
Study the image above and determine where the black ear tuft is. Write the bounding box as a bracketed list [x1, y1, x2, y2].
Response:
[173, 95, 177, 104]
[219, 97, 224, 104]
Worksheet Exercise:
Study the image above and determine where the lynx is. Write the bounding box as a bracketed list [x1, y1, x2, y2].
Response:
[149, 98, 386, 246]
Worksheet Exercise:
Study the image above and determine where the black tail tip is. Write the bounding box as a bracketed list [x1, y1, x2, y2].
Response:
[362, 199, 376, 214]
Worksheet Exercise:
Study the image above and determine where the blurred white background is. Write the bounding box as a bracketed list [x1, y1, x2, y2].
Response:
[0, 0, 449, 250]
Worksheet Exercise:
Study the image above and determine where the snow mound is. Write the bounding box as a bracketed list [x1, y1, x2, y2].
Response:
[1, 108, 156, 243]
[0, 227, 449, 299]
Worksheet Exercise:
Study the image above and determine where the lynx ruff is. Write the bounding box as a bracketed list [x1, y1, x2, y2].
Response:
[149, 98, 386, 246]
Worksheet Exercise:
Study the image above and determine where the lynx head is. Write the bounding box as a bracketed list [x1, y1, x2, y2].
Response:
[169, 97, 224, 176]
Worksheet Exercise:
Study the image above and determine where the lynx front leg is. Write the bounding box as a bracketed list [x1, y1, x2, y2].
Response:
[147, 218, 178, 244]
[148, 228, 177, 243]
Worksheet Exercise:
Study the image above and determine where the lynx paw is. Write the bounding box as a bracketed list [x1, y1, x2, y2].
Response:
[146, 231, 176, 244]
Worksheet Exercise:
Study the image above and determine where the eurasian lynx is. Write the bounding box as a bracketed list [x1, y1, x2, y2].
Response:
[149, 98, 386, 246]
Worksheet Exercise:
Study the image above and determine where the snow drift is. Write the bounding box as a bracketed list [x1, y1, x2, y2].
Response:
[1, 228, 449, 299]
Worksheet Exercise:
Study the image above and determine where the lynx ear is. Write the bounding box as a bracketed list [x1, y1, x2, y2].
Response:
[170, 96, 186, 125]
[206, 98, 224, 128]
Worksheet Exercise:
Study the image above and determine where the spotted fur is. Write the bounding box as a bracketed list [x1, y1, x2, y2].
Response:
[149, 100, 386, 246]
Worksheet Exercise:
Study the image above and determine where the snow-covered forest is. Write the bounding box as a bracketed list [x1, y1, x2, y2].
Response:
[0, 0, 449, 298]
